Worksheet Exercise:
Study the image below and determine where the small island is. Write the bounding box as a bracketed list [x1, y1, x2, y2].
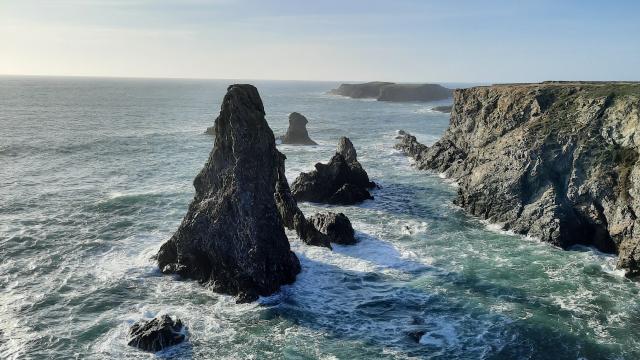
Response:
[329, 81, 453, 102]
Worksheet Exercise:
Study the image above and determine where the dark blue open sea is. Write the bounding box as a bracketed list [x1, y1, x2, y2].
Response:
[1, 76, 639, 359]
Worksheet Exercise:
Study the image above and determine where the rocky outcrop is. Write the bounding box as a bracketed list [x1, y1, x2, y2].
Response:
[291, 137, 376, 205]
[128, 315, 185, 352]
[396, 82, 640, 276]
[431, 105, 453, 113]
[157, 84, 301, 302]
[330, 82, 452, 102]
[204, 125, 215, 135]
[278, 112, 318, 145]
[275, 152, 332, 249]
[309, 212, 356, 245]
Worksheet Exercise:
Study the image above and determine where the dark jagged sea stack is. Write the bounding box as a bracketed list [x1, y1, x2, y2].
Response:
[278, 112, 318, 145]
[157, 84, 301, 302]
[128, 315, 185, 353]
[291, 137, 376, 205]
[309, 212, 356, 245]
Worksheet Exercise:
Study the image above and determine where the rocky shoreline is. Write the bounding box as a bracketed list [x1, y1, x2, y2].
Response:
[396, 81, 640, 276]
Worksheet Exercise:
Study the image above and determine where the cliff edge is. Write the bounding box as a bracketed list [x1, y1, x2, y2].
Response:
[396, 82, 640, 276]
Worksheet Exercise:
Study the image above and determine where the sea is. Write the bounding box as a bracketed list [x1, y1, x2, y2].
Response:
[1, 76, 639, 359]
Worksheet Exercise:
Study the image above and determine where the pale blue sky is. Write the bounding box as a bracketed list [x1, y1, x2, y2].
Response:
[1, 0, 639, 82]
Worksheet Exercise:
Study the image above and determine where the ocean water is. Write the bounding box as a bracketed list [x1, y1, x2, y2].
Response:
[1, 76, 639, 360]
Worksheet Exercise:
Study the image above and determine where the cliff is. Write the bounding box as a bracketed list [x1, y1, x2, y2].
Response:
[396, 81, 640, 276]
[330, 81, 452, 102]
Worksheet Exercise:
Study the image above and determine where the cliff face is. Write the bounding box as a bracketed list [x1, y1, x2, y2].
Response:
[396, 82, 640, 276]
[330, 82, 452, 102]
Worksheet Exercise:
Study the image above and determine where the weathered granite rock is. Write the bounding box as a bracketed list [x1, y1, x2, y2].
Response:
[278, 112, 318, 145]
[330, 82, 452, 102]
[157, 84, 301, 302]
[309, 212, 356, 245]
[128, 315, 185, 352]
[431, 105, 453, 113]
[275, 151, 332, 249]
[291, 137, 376, 205]
[396, 82, 640, 276]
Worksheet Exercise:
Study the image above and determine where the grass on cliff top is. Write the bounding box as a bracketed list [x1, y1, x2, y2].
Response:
[576, 83, 640, 98]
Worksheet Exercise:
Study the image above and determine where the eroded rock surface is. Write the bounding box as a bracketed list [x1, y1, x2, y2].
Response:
[128, 315, 185, 353]
[309, 212, 356, 245]
[396, 82, 640, 276]
[157, 84, 301, 302]
[278, 112, 318, 145]
[291, 137, 376, 205]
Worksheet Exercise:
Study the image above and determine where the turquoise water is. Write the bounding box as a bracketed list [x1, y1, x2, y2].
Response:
[1, 76, 639, 359]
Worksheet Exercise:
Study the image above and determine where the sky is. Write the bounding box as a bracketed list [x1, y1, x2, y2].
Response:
[1, 0, 639, 82]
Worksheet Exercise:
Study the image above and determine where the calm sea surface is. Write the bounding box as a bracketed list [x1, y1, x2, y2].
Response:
[1, 76, 639, 359]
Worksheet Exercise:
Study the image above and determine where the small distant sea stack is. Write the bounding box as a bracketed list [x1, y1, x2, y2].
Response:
[278, 112, 318, 145]
[157, 84, 301, 303]
[291, 137, 376, 205]
[204, 125, 215, 135]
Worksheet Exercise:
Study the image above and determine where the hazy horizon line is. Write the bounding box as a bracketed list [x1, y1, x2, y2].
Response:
[1, 72, 561, 85]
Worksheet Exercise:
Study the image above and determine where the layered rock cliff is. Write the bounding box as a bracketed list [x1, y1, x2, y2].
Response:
[157, 84, 301, 302]
[396, 82, 640, 276]
[330, 82, 452, 102]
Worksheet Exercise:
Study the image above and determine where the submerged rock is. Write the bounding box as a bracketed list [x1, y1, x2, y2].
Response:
[396, 82, 640, 276]
[128, 315, 185, 352]
[157, 84, 301, 302]
[278, 112, 318, 145]
[309, 212, 356, 245]
[291, 137, 376, 205]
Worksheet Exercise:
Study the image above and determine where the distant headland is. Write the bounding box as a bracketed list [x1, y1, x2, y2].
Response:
[329, 81, 453, 102]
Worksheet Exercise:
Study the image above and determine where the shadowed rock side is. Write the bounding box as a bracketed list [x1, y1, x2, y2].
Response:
[157, 84, 300, 302]
[396, 82, 640, 276]
[330, 82, 453, 102]
[309, 212, 356, 245]
[291, 137, 376, 205]
[275, 151, 332, 249]
[278, 112, 318, 145]
[128, 315, 185, 352]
